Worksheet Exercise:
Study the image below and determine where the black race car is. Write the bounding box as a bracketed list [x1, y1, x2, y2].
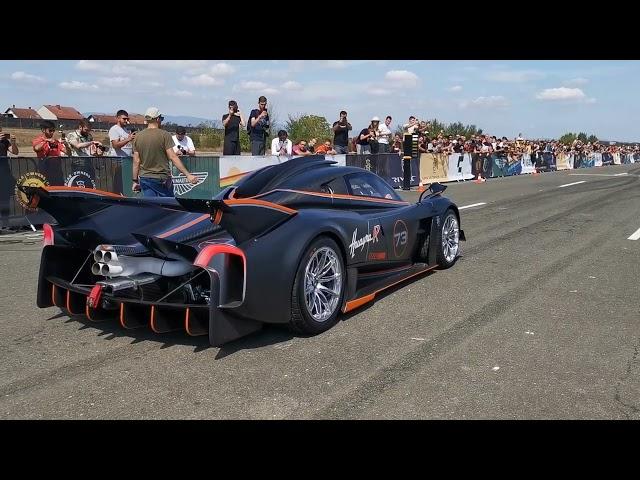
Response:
[22, 156, 465, 346]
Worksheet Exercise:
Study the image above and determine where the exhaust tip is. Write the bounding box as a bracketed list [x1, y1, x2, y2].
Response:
[100, 264, 110, 276]
[91, 263, 102, 275]
[104, 251, 113, 262]
[94, 250, 104, 262]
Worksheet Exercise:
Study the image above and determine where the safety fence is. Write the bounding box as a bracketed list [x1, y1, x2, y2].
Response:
[2, 152, 637, 227]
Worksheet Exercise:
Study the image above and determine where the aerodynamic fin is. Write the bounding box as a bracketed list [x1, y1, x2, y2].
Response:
[176, 198, 298, 245]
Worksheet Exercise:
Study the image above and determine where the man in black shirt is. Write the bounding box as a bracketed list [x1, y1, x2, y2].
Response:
[248, 96, 270, 156]
[332, 110, 352, 154]
[222, 100, 245, 155]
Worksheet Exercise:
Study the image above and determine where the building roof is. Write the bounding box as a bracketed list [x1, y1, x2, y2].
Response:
[88, 114, 118, 124]
[42, 104, 84, 120]
[5, 107, 41, 119]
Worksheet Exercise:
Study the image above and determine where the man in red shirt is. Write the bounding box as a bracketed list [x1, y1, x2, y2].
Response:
[32, 120, 67, 185]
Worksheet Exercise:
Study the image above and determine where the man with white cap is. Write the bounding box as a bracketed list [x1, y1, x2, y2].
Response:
[132, 107, 198, 197]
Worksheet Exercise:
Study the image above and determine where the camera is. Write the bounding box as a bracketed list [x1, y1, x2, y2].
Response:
[177, 145, 187, 154]
[129, 127, 138, 133]
[48, 141, 57, 149]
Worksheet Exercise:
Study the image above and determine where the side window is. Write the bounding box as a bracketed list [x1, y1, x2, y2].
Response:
[316, 176, 348, 195]
[346, 173, 399, 200]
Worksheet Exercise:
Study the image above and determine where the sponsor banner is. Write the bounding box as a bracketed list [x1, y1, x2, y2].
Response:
[347, 153, 418, 188]
[219, 155, 280, 188]
[555, 152, 570, 171]
[520, 153, 537, 174]
[2, 156, 121, 227]
[419, 153, 448, 183]
[447, 153, 474, 181]
[170, 156, 219, 199]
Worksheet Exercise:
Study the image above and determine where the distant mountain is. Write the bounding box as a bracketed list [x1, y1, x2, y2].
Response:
[161, 115, 217, 127]
[84, 112, 218, 128]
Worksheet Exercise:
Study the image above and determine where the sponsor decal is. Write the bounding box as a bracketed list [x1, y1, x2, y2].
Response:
[65, 170, 96, 189]
[368, 251, 387, 261]
[393, 219, 409, 257]
[391, 175, 416, 183]
[14, 172, 49, 210]
[349, 224, 380, 258]
[172, 172, 208, 196]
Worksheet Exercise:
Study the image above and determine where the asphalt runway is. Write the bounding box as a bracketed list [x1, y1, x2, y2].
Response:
[1, 164, 639, 419]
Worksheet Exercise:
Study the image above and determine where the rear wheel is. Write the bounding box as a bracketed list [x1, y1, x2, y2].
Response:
[290, 236, 345, 335]
[435, 209, 460, 269]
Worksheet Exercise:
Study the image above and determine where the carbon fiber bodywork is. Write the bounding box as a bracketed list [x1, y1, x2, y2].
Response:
[24, 156, 464, 346]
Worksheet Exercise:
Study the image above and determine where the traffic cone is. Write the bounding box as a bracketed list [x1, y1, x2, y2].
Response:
[474, 175, 485, 184]
[417, 183, 425, 192]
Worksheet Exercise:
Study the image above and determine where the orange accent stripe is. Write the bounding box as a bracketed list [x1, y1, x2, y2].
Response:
[45, 186, 124, 199]
[185, 308, 193, 336]
[51, 285, 57, 307]
[119, 303, 126, 329]
[66, 290, 74, 314]
[256, 189, 410, 206]
[342, 265, 438, 313]
[150, 305, 159, 333]
[156, 214, 209, 239]
[85, 303, 93, 321]
[343, 293, 375, 313]
[213, 209, 223, 225]
[225, 198, 297, 214]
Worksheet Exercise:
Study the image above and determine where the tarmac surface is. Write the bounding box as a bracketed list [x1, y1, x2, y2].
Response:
[1, 164, 639, 419]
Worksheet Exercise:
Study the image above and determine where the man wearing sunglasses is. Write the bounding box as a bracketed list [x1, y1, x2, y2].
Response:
[108, 109, 136, 157]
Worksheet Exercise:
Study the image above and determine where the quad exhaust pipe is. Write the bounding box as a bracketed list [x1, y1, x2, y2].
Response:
[92, 246, 195, 278]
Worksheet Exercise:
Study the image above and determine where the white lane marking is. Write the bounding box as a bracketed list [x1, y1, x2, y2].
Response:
[569, 173, 627, 177]
[558, 181, 586, 188]
[628, 227, 640, 241]
[459, 202, 487, 210]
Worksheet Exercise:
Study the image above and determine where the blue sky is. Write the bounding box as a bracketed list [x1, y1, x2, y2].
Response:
[1, 60, 639, 141]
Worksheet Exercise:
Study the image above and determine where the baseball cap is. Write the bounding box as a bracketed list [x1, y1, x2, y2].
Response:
[144, 107, 163, 120]
[371, 116, 380, 122]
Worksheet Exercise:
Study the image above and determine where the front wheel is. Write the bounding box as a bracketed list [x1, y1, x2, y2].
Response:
[290, 236, 345, 335]
[435, 209, 460, 269]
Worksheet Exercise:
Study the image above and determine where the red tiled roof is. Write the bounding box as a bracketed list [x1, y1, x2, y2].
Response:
[89, 114, 118, 124]
[5, 107, 41, 119]
[43, 104, 84, 120]
[128, 114, 146, 125]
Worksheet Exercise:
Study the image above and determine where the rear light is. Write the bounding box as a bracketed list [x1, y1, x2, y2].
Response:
[43, 223, 54, 246]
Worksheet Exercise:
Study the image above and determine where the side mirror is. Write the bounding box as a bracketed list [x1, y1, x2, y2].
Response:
[429, 182, 447, 195]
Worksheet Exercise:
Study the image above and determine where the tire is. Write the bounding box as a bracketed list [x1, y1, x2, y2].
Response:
[435, 209, 460, 269]
[290, 236, 345, 335]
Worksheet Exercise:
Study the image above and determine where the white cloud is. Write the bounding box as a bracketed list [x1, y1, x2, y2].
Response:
[563, 77, 589, 86]
[11, 71, 46, 84]
[448, 85, 463, 92]
[321, 60, 348, 69]
[460, 96, 509, 108]
[168, 90, 194, 98]
[98, 76, 131, 87]
[263, 88, 279, 95]
[485, 70, 544, 82]
[181, 74, 224, 87]
[233, 81, 269, 92]
[145, 81, 163, 88]
[281, 81, 302, 91]
[125, 60, 208, 70]
[208, 63, 236, 76]
[536, 87, 586, 101]
[368, 87, 392, 97]
[384, 70, 419, 88]
[59, 80, 99, 91]
[75, 60, 108, 72]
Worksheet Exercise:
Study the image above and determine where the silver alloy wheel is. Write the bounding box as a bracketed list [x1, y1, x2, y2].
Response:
[442, 214, 460, 263]
[304, 247, 342, 322]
